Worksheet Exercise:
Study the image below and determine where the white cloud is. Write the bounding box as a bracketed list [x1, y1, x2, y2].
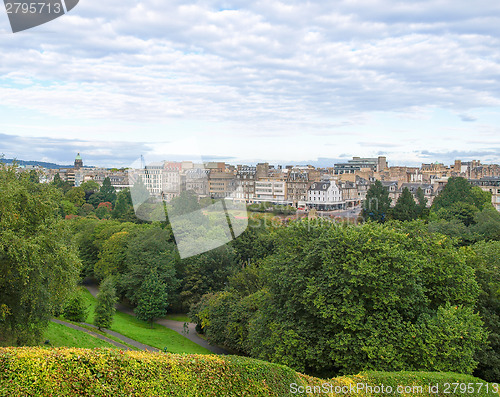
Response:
[1, 0, 500, 163]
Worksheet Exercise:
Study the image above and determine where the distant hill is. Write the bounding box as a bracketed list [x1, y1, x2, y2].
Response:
[0, 158, 73, 169]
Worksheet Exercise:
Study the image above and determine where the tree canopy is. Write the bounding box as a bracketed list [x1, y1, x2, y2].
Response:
[0, 166, 80, 345]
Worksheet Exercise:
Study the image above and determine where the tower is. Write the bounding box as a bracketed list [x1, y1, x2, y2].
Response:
[74, 153, 83, 170]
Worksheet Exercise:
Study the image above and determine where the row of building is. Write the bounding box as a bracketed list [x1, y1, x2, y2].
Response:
[12, 154, 500, 212]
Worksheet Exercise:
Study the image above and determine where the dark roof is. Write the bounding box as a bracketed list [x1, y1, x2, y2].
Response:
[309, 182, 331, 191]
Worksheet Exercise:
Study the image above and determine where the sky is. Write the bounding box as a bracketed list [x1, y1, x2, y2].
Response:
[1, 0, 500, 168]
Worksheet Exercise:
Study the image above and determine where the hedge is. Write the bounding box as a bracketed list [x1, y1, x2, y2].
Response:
[0, 348, 498, 396]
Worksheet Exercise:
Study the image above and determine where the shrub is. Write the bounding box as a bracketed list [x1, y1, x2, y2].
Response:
[63, 293, 88, 322]
[0, 348, 497, 396]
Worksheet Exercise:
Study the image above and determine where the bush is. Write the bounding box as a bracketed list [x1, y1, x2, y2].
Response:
[63, 293, 88, 322]
[0, 348, 497, 396]
[94, 278, 117, 330]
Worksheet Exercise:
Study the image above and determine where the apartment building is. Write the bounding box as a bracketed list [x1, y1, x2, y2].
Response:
[286, 167, 321, 206]
[185, 168, 209, 197]
[307, 180, 343, 210]
[471, 177, 500, 212]
[208, 170, 237, 199]
[334, 156, 388, 175]
[235, 166, 256, 202]
[254, 179, 287, 202]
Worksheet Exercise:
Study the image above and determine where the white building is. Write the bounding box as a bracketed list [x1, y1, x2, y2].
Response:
[254, 179, 287, 203]
[307, 181, 343, 209]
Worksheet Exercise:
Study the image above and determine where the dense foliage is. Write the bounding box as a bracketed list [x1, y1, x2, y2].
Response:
[191, 221, 489, 377]
[94, 277, 118, 330]
[0, 167, 80, 345]
[2, 167, 499, 383]
[0, 348, 496, 396]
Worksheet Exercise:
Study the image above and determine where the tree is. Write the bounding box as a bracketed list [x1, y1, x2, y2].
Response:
[118, 227, 179, 306]
[0, 166, 80, 345]
[88, 178, 117, 208]
[361, 180, 391, 222]
[81, 180, 100, 202]
[100, 177, 117, 206]
[470, 241, 500, 382]
[60, 200, 78, 218]
[432, 177, 491, 212]
[112, 188, 137, 221]
[80, 180, 100, 193]
[29, 170, 39, 183]
[167, 190, 201, 217]
[193, 221, 487, 377]
[78, 203, 95, 217]
[65, 187, 85, 207]
[135, 270, 170, 328]
[390, 187, 417, 221]
[415, 187, 429, 219]
[52, 173, 73, 193]
[179, 245, 238, 310]
[63, 291, 88, 322]
[94, 277, 118, 330]
[94, 230, 132, 281]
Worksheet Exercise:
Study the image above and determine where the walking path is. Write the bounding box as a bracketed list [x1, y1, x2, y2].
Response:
[50, 319, 133, 351]
[84, 284, 228, 355]
[81, 322, 159, 352]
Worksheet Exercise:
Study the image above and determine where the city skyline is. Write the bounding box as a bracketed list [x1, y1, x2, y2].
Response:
[1, 1, 500, 167]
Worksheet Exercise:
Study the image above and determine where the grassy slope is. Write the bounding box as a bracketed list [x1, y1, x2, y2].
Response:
[164, 313, 191, 322]
[42, 322, 116, 349]
[81, 288, 211, 355]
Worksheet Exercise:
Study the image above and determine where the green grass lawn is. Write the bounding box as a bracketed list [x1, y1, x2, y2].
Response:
[164, 313, 191, 322]
[80, 288, 211, 355]
[43, 321, 117, 349]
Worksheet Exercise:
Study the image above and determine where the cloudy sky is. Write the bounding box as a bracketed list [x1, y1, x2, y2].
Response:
[1, 0, 500, 167]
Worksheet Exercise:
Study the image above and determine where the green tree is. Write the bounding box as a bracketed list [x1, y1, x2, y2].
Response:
[193, 221, 486, 377]
[28, 170, 39, 183]
[118, 227, 179, 306]
[415, 187, 429, 219]
[135, 270, 170, 328]
[436, 202, 479, 227]
[179, 245, 238, 310]
[65, 187, 85, 207]
[100, 177, 117, 206]
[432, 177, 491, 212]
[167, 190, 201, 217]
[470, 241, 500, 382]
[390, 187, 417, 221]
[112, 188, 138, 222]
[63, 291, 88, 322]
[94, 230, 132, 281]
[88, 178, 117, 208]
[60, 199, 78, 218]
[78, 203, 95, 217]
[52, 173, 73, 193]
[0, 166, 80, 345]
[94, 277, 118, 330]
[80, 180, 100, 193]
[361, 180, 392, 222]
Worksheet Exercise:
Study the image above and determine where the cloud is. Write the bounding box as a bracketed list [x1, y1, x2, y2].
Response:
[459, 114, 477, 122]
[0, 133, 154, 167]
[1, 0, 500, 127]
[418, 148, 500, 164]
[1, 0, 500, 164]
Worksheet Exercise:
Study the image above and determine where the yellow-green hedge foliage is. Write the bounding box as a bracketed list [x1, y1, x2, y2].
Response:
[0, 348, 498, 397]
